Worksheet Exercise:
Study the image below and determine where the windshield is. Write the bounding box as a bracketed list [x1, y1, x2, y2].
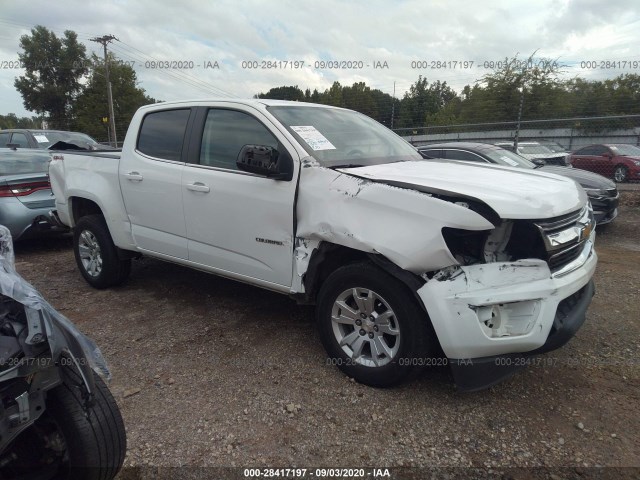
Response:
[267, 105, 422, 167]
[518, 144, 554, 155]
[34, 131, 98, 149]
[610, 144, 640, 156]
[484, 148, 535, 169]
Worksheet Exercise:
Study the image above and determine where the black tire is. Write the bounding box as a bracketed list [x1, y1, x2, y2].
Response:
[45, 365, 127, 480]
[614, 165, 628, 183]
[316, 262, 433, 387]
[1, 364, 127, 480]
[73, 215, 131, 289]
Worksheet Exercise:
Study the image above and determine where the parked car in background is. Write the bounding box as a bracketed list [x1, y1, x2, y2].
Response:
[0, 149, 67, 240]
[537, 139, 569, 154]
[418, 142, 619, 225]
[494, 141, 569, 166]
[569, 143, 640, 183]
[0, 129, 104, 150]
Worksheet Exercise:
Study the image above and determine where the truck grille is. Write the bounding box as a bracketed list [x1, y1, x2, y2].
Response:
[534, 205, 595, 273]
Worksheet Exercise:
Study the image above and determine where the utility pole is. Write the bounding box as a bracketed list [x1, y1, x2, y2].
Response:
[391, 81, 396, 129]
[514, 85, 525, 151]
[90, 35, 118, 147]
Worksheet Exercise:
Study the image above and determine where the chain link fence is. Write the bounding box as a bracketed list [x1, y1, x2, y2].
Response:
[396, 115, 640, 182]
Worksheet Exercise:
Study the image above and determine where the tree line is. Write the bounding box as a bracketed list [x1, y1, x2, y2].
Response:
[6, 26, 640, 141]
[257, 61, 640, 131]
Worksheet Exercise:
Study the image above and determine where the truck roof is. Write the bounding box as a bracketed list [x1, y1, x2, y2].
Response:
[137, 98, 344, 111]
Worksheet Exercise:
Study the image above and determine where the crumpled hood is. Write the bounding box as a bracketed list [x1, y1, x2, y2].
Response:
[337, 159, 586, 219]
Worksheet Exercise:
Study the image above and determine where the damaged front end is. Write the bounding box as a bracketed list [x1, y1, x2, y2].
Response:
[419, 204, 597, 391]
[0, 225, 110, 453]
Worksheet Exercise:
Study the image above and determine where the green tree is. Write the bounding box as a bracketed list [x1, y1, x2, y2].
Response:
[72, 53, 156, 142]
[14, 25, 87, 129]
[256, 86, 305, 101]
[459, 52, 568, 123]
[0, 113, 40, 129]
[396, 76, 458, 128]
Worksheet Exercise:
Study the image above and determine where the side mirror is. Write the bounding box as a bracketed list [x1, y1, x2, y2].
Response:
[532, 158, 545, 167]
[237, 145, 292, 180]
[6, 143, 19, 151]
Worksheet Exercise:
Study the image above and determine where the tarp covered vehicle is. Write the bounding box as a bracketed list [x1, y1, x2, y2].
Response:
[0, 225, 125, 479]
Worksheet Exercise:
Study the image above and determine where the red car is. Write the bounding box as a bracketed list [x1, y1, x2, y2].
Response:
[569, 143, 640, 183]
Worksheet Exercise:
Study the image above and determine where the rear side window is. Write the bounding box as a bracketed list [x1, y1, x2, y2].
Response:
[445, 149, 485, 162]
[419, 149, 443, 159]
[11, 133, 30, 148]
[137, 109, 190, 161]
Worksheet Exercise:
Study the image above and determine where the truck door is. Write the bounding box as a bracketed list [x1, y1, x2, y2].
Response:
[182, 105, 298, 289]
[119, 108, 193, 259]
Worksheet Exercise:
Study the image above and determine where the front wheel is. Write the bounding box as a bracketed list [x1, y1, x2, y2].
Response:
[73, 215, 131, 289]
[614, 165, 628, 183]
[316, 262, 433, 387]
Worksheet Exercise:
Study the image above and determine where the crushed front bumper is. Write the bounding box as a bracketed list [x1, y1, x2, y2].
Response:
[417, 237, 597, 391]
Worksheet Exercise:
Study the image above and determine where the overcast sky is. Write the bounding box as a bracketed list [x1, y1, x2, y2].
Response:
[1, 0, 639, 118]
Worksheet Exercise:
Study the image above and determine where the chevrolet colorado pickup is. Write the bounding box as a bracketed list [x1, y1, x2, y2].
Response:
[48, 100, 597, 391]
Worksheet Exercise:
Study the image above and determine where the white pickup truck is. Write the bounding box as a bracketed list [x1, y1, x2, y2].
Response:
[49, 99, 597, 391]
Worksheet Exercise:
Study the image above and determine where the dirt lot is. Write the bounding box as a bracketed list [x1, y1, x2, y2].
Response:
[13, 195, 640, 478]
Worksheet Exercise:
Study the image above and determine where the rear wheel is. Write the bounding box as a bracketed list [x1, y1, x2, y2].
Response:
[614, 165, 628, 183]
[73, 215, 131, 289]
[316, 262, 433, 387]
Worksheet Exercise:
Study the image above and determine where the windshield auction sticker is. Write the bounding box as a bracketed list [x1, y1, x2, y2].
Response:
[291, 126, 336, 151]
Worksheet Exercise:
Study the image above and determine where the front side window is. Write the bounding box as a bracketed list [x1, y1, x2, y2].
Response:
[0, 132, 10, 147]
[137, 109, 191, 161]
[199, 109, 278, 170]
[575, 146, 596, 155]
[590, 145, 609, 156]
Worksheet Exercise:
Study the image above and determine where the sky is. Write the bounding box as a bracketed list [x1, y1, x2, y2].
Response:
[1, 0, 639, 118]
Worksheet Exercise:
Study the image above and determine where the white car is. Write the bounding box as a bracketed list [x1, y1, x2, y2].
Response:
[496, 141, 569, 166]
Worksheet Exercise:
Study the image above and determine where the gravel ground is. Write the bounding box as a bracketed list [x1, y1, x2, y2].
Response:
[12, 194, 640, 479]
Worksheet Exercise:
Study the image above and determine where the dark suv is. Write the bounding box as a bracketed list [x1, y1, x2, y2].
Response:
[418, 142, 619, 225]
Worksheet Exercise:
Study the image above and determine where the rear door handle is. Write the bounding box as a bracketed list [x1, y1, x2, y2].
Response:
[186, 182, 210, 193]
[123, 171, 143, 182]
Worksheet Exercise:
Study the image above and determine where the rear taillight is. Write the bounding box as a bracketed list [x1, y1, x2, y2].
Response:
[0, 181, 50, 197]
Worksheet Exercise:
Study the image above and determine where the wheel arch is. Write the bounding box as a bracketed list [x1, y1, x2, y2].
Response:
[70, 196, 103, 225]
[300, 241, 427, 306]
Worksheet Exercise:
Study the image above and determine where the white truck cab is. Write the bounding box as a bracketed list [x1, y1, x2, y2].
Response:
[49, 99, 597, 391]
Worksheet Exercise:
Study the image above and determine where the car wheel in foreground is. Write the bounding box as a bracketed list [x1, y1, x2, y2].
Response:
[316, 262, 432, 387]
[1, 363, 126, 480]
[73, 215, 131, 289]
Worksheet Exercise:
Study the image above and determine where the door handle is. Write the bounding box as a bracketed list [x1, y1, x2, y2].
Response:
[123, 172, 143, 182]
[186, 182, 210, 193]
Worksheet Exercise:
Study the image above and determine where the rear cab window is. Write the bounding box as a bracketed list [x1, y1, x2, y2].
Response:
[137, 109, 191, 161]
